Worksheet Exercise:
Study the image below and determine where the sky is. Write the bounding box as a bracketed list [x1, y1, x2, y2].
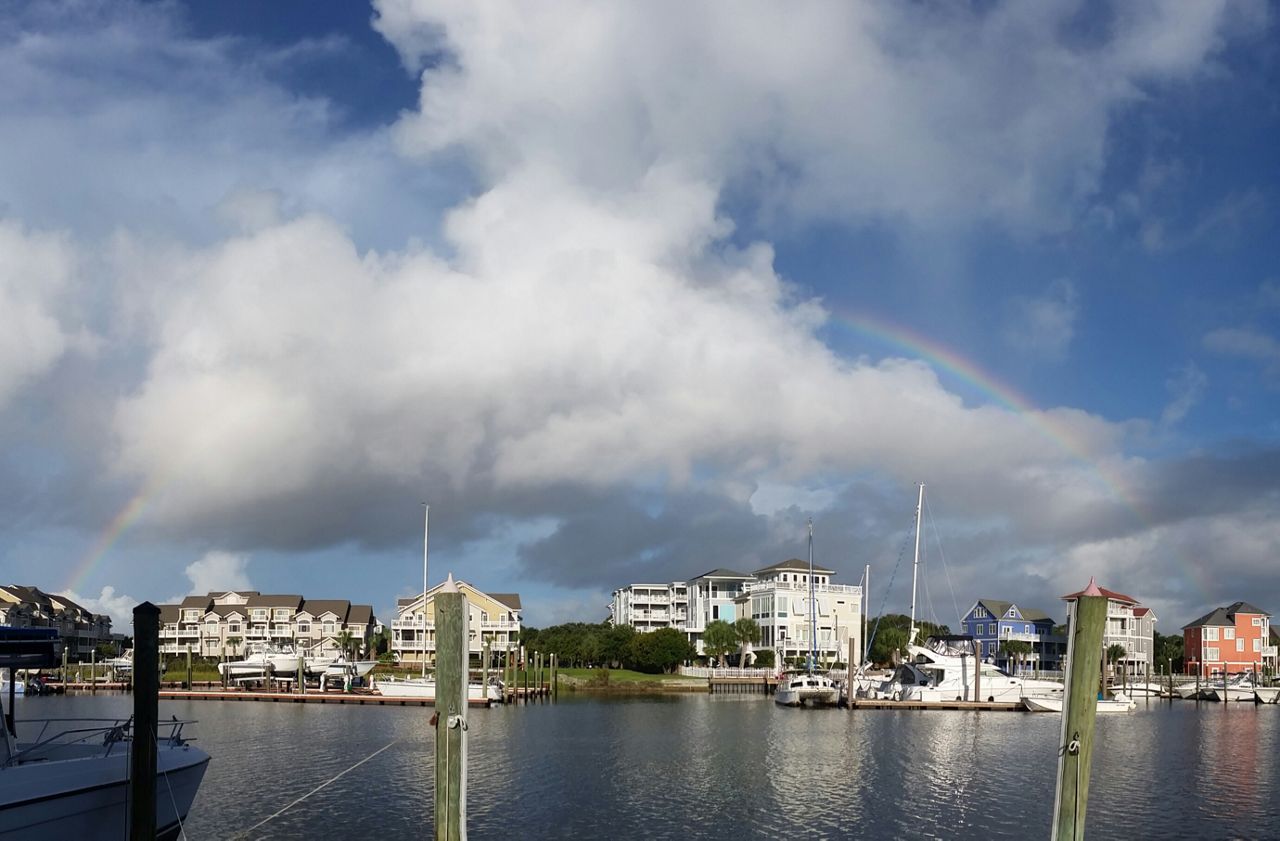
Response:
[2, 0, 1279, 635]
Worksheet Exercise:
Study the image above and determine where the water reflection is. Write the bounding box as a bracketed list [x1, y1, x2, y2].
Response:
[15, 692, 1278, 839]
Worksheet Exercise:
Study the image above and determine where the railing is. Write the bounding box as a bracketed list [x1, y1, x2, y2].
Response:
[741, 581, 861, 595]
[999, 631, 1039, 642]
[680, 667, 775, 679]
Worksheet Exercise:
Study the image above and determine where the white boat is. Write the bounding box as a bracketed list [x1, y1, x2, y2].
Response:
[1254, 686, 1279, 704]
[1119, 681, 1165, 697]
[1024, 692, 1136, 713]
[774, 672, 840, 707]
[102, 651, 133, 675]
[877, 635, 1065, 703]
[306, 655, 378, 678]
[1175, 682, 1205, 700]
[774, 519, 840, 708]
[1, 626, 211, 839]
[1202, 675, 1265, 702]
[374, 675, 503, 703]
[217, 643, 302, 678]
[0, 677, 23, 697]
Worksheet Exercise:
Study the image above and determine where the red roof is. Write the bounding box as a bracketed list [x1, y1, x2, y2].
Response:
[1133, 607, 1150, 617]
[1061, 584, 1139, 605]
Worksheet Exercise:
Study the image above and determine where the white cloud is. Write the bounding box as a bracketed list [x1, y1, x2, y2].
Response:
[182, 551, 254, 596]
[60, 585, 138, 631]
[375, 0, 1248, 231]
[0, 220, 82, 408]
[1160, 363, 1208, 427]
[1003, 279, 1079, 359]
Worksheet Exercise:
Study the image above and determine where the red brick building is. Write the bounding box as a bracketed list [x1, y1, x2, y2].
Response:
[1182, 601, 1274, 677]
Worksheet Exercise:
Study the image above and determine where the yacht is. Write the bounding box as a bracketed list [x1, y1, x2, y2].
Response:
[1024, 692, 1136, 713]
[305, 654, 378, 679]
[217, 643, 302, 679]
[374, 675, 503, 704]
[1202, 674, 1266, 702]
[876, 635, 1065, 703]
[1, 627, 210, 838]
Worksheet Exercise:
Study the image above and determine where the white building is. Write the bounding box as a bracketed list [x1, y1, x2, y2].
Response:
[0, 585, 113, 661]
[1062, 583, 1158, 678]
[610, 561, 862, 666]
[156, 591, 377, 658]
[610, 582, 689, 632]
[391, 581, 522, 667]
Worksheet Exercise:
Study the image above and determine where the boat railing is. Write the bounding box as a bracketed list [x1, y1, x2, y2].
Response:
[5, 715, 197, 766]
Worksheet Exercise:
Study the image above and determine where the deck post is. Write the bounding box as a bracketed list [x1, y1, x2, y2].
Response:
[297, 652, 305, 695]
[129, 601, 160, 841]
[91, 648, 97, 693]
[434, 575, 468, 841]
[1051, 581, 1107, 841]
[185, 643, 192, 690]
[551, 653, 558, 699]
[481, 640, 490, 703]
[972, 638, 981, 703]
[520, 646, 527, 702]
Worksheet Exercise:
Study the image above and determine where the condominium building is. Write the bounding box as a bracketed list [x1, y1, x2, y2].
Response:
[155, 591, 377, 658]
[1061, 583, 1158, 678]
[390, 580, 522, 667]
[610, 582, 689, 631]
[1182, 601, 1275, 677]
[0, 585, 114, 661]
[611, 561, 862, 665]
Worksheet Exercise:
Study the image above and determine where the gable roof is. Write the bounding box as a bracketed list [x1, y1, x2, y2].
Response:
[974, 599, 1013, 619]
[488, 593, 522, 610]
[753, 558, 835, 575]
[1225, 601, 1269, 617]
[1182, 607, 1233, 630]
[245, 594, 303, 608]
[347, 605, 374, 625]
[300, 599, 351, 620]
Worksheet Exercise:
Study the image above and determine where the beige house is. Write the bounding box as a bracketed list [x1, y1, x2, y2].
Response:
[736, 559, 862, 667]
[0, 585, 113, 661]
[156, 591, 377, 658]
[391, 581, 522, 667]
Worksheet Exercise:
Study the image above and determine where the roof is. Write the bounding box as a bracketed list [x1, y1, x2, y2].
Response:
[1061, 584, 1139, 605]
[1182, 607, 1233, 630]
[689, 568, 754, 581]
[975, 599, 1013, 618]
[179, 595, 212, 610]
[1020, 608, 1054, 623]
[300, 599, 351, 619]
[753, 558, 835, 575]
[1224, 601, 1269, 617]
[1132, 607, 1151, 617]
[347, 605, 374, 625]
[157, 604, 180, 624]
[488, 593, 522, 610]
[244, 594, 303, 608]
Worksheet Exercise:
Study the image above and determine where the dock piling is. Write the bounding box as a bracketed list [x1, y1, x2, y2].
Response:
[1051, 580, 1107, 841]
[129, 602, 160, 841]
[434, 575, 468, 841]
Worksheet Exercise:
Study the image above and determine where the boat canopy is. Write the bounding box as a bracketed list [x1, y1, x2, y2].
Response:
[0, 626, 63, 669]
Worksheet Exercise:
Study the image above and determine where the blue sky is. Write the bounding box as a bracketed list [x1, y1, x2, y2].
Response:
[2, 0, 1279, 634]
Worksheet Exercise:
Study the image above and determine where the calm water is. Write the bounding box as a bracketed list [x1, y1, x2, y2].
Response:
[10, 692, 1278, 839]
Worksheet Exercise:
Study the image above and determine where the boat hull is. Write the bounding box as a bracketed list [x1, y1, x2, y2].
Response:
[0, 745, 209, 838]
[774, 674, 839, 707]
[375, 678, 502, 703]
[1024, 696, 1135, 713]
[1254, 687, 1279, 704]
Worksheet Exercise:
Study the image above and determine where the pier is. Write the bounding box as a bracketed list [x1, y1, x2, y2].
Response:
[848, 698, 1025, 711]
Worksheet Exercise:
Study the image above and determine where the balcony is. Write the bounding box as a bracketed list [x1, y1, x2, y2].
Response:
[741, 581, 862, 596]
[999, 631, 1040, 643]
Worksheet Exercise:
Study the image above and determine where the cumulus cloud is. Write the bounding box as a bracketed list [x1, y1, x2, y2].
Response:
[60, 585, 137, 630]
[182, 551, 254, 595]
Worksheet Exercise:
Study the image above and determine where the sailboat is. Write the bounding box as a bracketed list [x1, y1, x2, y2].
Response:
[372, 506, 502, 705]
[774, 519, 840, 707]
[875, 484, 1063, 704]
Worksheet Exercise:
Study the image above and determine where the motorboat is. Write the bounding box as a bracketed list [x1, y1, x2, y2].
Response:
[217, 643, 302, 679]
[1202, 674, 1265, 702]
[774, 671, 840, 707]
[305, 654, 378, 678]
[1254, 686, 1279, 704]
[1, 626, 211, 838]
[1024, 692, 1136, 713]
[102, 651, 134, 676]
[1119, 681, 1166, 697]
[374, 675, 503, 703]
[876, 635, 1065, 703]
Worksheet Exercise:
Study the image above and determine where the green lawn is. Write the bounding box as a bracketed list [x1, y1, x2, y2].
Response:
[557, 668, 703, 684]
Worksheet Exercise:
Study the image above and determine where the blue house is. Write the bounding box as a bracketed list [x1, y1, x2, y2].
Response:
[961, 599, 1065, 672]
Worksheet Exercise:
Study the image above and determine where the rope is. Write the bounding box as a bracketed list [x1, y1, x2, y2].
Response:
[924, 491, 963, 630]
[232, 740, 398, 839]
[861, 505, 919, 663]
[153, 725, 188, 840]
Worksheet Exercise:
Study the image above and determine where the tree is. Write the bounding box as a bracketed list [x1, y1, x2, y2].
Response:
[734, 618, 761, 645]
[600, 624, 636, 668]
[702, 620, 738, 666]
[336, 630, 355, 660]
[1107, 643, 1127, 680]
[1154, 633, 1184, 673]
[1000, 639, 1033, 674]
[627, 628, 693, 674]
[226, 636, 242, 656]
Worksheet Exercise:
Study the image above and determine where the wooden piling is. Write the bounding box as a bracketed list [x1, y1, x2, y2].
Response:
[185, 643, 192, 690]
[434, 576, 468, 841]
[481, 640, 490, 699]
[1051, 581, 1107, 841]
[973, 637, 982, 703]
[129, 602, 160, 841]
[551, 653, 558, 699]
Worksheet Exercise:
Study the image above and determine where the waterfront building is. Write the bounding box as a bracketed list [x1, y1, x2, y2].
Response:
[960, 599, 1065, 671]
[1061, 583, 1158, 678]
[610, 582, 689, 632]
[736, 559, 861, 667]
[610, 562, 862, 665]
[391, 581, 521, 667]
[0, 584, 113, 661]
[155, 591, 377, 658]
[1182, 601, 1275, 678]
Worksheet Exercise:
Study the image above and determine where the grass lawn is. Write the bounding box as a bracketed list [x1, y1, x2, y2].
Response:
[557, 668, 703, 684]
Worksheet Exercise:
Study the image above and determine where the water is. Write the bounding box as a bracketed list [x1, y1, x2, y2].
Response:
[10, 693, 1279, 839]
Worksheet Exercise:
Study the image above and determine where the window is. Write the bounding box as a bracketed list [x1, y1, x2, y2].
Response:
[274, 609, 291, 621]
[1253, 617, 1263, 626]
[1224, 627, 1235, 640]
[1203, 627, 1219, 641]
[712, 606, 719, 620]
[1254, 638, 1262, 652]
[228, 623, 240, 633]
[1024, 624, 1031, 634]
[323, 622, 335, 634]
[1205, 647, 1220, 661]
[974, 607, 986, 619]
[297, 623, 310, 634]
[252, 609, 267, 620]
[185, 610, 200, 621]
[1237, 639, 1245, 652]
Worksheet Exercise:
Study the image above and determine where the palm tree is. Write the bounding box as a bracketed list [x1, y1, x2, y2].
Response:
[1107, 643, 1127, 684]
[1001, 639, 1034, 675]
[226, 636, 242, 657]
[336, 630, 355, 661]
[733, 618, 761, 666]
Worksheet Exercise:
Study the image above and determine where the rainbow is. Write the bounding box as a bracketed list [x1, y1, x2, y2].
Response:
[62, 479, 162, 596]
[824, 308, 1144, 515]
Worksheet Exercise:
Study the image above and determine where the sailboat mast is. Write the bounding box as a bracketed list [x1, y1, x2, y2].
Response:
[908, 483, 924, 648]
[430, 501, 435, 680]
[863, 563, 870, 668]
[808, 518, 816, 673]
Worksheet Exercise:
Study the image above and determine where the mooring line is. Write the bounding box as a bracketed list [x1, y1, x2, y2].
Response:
[232, 740, 398, 838]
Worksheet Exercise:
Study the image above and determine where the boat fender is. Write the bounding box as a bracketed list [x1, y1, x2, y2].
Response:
[891, 689, 902, 701]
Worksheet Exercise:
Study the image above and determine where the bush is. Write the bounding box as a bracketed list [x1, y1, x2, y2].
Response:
[752, 649, 775, 668]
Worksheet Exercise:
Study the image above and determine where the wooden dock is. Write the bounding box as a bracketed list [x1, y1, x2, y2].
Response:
[159, 689, 496, 707]
[849, 698, 1026, 711]
[708, 676, 778, 694]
